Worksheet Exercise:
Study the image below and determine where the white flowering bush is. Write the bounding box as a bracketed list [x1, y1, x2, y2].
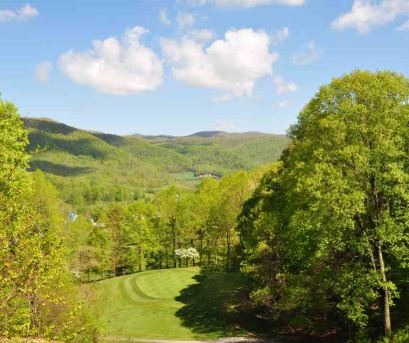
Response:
[175, 247, 200, 261]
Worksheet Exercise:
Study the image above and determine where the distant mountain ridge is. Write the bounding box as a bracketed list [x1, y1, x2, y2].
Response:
[22, 117, 290, 206]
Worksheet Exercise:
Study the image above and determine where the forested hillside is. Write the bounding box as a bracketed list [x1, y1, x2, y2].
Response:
[23, 118, 288, 209]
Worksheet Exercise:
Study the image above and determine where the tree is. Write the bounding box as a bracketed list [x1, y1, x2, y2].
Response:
[102, 203, 135, 276]
[213, 171, 262, 270]
[283, 71, 409, 339]
[0, 99, 29, 197]
[155, 185, 188, 268]
[122, 200, 158, 271]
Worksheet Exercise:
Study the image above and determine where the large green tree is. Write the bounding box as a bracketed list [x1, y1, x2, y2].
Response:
[239, 71, 409, 340]
[286, 70, 409, 339]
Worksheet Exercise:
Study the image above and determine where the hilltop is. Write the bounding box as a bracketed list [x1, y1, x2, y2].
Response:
[23, 117, 289, 208]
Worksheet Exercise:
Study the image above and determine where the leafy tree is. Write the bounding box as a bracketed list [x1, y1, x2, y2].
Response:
[0, 99, 96, 340]
[286, 70, 409, 339]
[213, 171, 263, 270]
[239, 71, 409, 340]
[101, 203, 134, 276]
[155, 185, 189, 268]
[122, 200, 158, 271]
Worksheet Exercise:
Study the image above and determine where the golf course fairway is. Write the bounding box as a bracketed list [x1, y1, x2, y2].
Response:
[93, 267, 249, 340]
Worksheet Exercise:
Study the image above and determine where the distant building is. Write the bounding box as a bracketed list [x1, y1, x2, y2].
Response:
[195, 173, 221, 179]
[90, 217, 105, 228]
[68, 212, 78, 222]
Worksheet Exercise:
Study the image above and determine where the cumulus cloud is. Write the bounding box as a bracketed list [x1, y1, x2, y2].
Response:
[59, 26, 163, 95]
[34, 61, 53, 82]
[331, 0, 409, 34]
[213, 120, 236, 131]
[271, 27, 289, 45]
[187, 0, 304, 7]
[161, 28, 278, 98]
[0, 3, 38, 22]
[292, 41, 323, 65]
[159, 8, 171, 26]
[177, 12, 196, 30]
[273, 75, 298, 94]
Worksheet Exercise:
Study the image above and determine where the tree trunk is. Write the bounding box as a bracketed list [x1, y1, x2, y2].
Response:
[191, 239, 196, 267]
[199, 229, 203, 266]
[138, 246, 143, 272]
[226, 230, 231, 271]
[378, 244, 392, 340]
[172, 220, 177, 268]
[178, 241, 182, 267]
[207, 239, 211, 266]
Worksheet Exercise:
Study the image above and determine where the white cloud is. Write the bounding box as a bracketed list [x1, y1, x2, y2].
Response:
[213, 94, 232, 102]
[0, 3, 38, 23]
[213, 120, 236, 131]
[161, 28, 278, 98]
[177, 12, 196, 30]
[59, 26, 163, 95]
[185, 0, 208, 6]
[331, 0, 409, 34]
[276, 100, 290, 108]
[397, 19, 409, 31]
[215, 0, 303, 7]
[34, 61, 53, 83]
[292, 41, 323, 65]
[271, 27, 289, 45]
[188, 0, 304, 7]
[159, 8, 171, 26]
[273, 75, 298, 94]
[189, 29, 214, 42]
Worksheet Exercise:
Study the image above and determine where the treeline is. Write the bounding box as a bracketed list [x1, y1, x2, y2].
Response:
[72, 169, 265, 279]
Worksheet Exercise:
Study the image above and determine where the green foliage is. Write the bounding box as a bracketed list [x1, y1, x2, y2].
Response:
[0, 101, 96, 341]
[238, 70, 409, 340]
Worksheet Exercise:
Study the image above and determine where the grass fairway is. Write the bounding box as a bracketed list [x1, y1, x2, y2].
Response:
[93, 267, 250, 340]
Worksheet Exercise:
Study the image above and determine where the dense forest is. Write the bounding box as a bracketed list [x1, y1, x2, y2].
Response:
[1, 70, 409, 342]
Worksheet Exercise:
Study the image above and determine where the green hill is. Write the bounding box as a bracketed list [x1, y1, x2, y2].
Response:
[23, 117, 289, 207]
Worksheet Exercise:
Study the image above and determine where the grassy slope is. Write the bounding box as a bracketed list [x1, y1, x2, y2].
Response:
[93, 268, 250, 339]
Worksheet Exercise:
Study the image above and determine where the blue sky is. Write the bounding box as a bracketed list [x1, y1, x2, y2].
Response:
[0, 0, 408, 135]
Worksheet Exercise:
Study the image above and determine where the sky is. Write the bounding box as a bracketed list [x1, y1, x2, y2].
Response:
[0, 0, 408, 136]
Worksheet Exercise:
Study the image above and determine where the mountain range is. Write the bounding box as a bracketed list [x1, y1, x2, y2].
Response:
[23, 117, 289, 207]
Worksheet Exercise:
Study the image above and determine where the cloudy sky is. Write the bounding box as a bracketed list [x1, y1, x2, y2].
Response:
[0, 0, 408, 135]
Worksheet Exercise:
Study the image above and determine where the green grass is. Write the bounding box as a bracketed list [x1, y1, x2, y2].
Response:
[92, 267, 253, 340]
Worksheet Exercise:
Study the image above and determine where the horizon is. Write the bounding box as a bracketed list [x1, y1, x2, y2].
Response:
[23, 116, 286, 137]
[1, 1, 409, 135]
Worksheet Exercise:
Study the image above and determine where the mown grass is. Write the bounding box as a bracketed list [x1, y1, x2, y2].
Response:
[92, 267, 251, 340]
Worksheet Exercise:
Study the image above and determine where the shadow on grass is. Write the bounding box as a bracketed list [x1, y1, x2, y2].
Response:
[29, 160, 93, 177]
[175, 269, 345, 343]
[175, 269, 268, 338]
